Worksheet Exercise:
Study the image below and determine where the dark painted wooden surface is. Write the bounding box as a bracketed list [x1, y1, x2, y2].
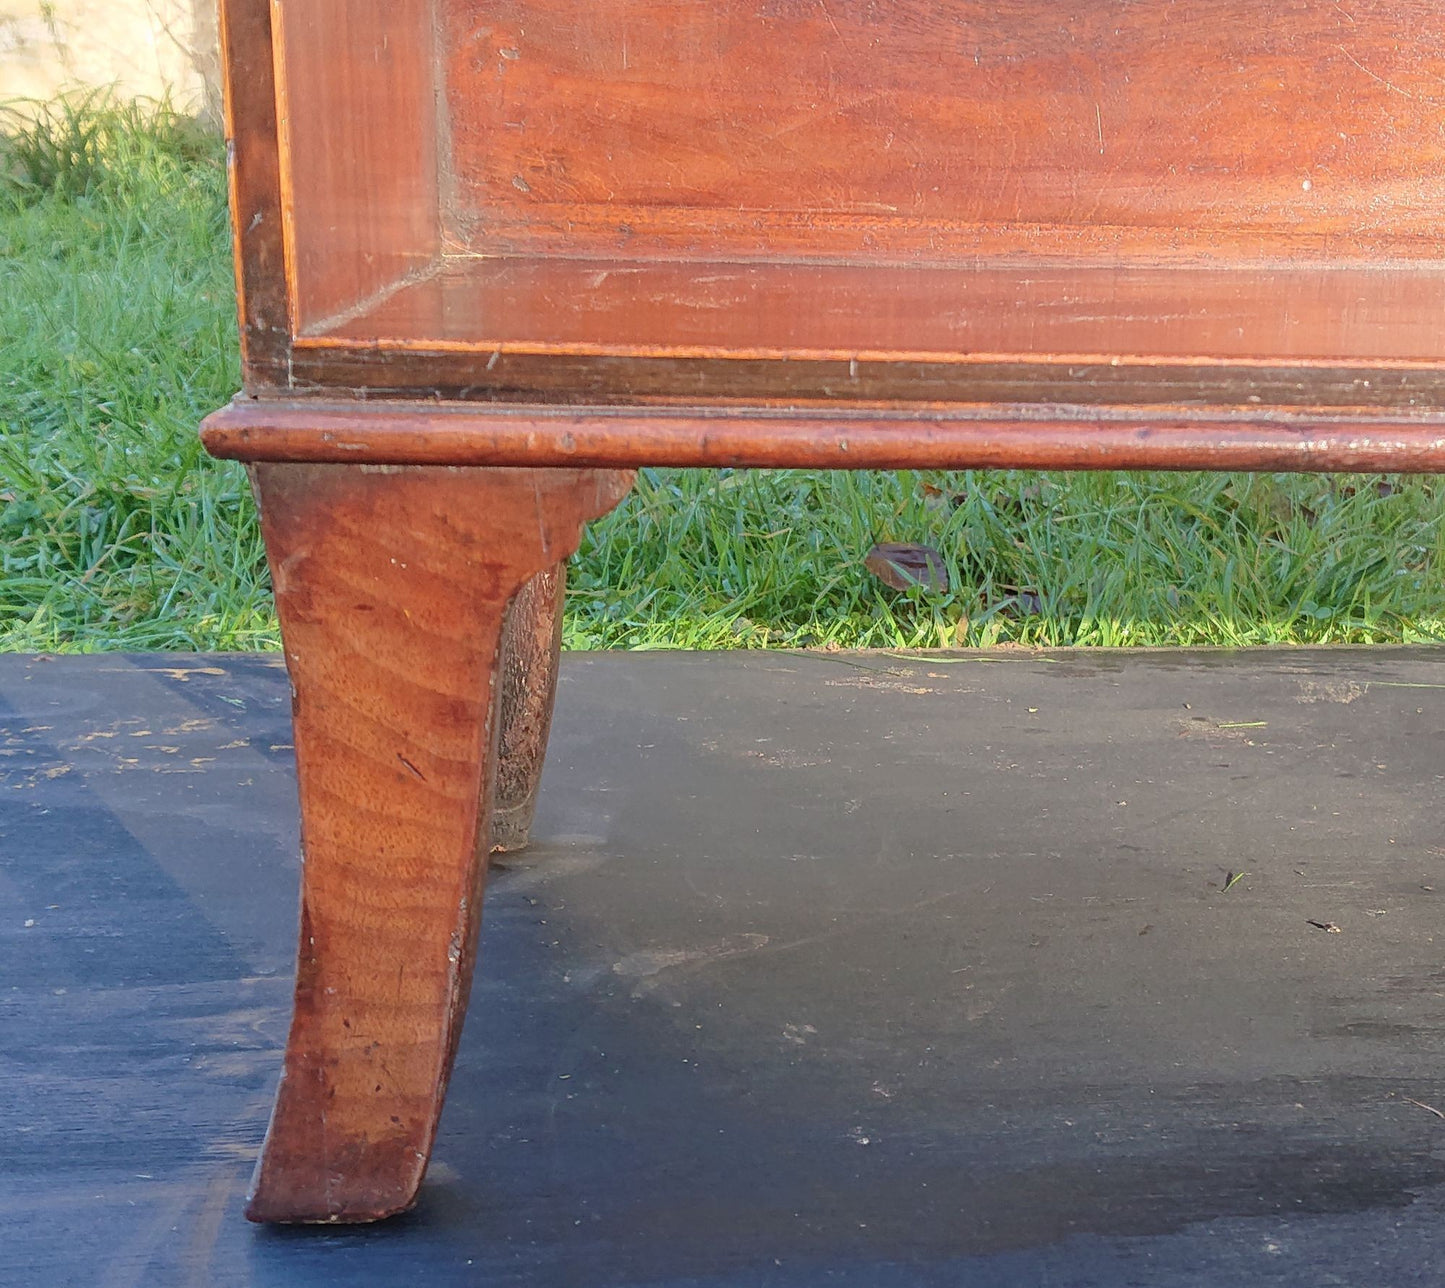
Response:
[3, 649, 1444, 1283]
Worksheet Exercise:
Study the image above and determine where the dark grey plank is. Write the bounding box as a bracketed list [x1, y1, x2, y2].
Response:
[1, 649, 1442, 1285]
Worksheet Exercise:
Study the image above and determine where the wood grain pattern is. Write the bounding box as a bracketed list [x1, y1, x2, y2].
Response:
[441, 0, 1445, 261]
[492, 563, 566, 854]
[209, 0, 1445, 1225]
[221, 1, 1445, 414]
[281, 347, 1445, 409]
[205, 399, 1445, 473]
[217, 0, 289, 388]
[245, 463, 631, 1223]
[271, 0, 440, 332]
[312, 257, 1445, 366]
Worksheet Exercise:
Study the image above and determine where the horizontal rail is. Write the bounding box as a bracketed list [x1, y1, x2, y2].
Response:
[202, 399, 1445, 473]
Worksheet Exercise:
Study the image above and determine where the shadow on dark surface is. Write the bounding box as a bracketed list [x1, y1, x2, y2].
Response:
[2, 649, 1443, 1285]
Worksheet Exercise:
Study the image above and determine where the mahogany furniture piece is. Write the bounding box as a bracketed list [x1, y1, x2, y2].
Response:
[201, 0, 1445, 1223]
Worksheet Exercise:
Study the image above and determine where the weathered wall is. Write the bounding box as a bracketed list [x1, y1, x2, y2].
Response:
[1, 1, 221, 119]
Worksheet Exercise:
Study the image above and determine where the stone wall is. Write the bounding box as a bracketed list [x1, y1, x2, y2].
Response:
[1, 1, 221, 120]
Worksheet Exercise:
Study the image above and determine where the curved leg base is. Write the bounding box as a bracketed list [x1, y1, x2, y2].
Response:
[245, 462, 631, 1223]
[491, 562, 566, 854]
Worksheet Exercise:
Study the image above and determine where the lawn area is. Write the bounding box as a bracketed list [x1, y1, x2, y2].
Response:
[2, 100, 1443, 653]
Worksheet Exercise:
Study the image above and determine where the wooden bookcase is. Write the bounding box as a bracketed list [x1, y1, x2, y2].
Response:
[205, 0, 1445, 469]
[202, 0, 1445, 1224]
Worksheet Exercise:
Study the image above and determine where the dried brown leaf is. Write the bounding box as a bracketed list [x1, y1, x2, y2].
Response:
[865, 543, 949, 593]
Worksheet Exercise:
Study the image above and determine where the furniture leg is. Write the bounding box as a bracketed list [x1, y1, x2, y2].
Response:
[491, 561, 566, 854]
[245, 462, 631, 1223]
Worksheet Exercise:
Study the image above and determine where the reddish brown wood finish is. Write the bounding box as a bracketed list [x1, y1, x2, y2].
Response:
[440, 0, 1445, 262]
[209, 0, 1445, 1226]
[270, 0, 440, 332]
[215, 0, 1445, 409]
[216, 0, 287, 386]
[314, 259, 1445, 366]
[285, 356, 1445, 412]
[245, 463, 630, 1223]
[204, 399, 1445, 474]
[492, 563, 567, 854]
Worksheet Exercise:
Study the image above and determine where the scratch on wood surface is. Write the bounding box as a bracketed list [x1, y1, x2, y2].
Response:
[532, 476, 552, 560]
[1296, 679, 1367, 704]
[610, 933, 773, 990]
[824, 674, 944, 695]
[165, 718, 218, 734]
[183, 1169, 237, 1287]
[815, 0, 843, 42]
[1337, 45, 1415, 98]
[764, 90, 884, 144]
[600, 888, 979, 997]
[96, 1187, 195, 1288]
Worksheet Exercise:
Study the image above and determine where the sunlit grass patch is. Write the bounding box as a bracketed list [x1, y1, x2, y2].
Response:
[2, 99, 1442, 652]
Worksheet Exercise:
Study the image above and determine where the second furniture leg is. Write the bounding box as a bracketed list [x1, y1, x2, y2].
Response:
[492, 562, 566, 853]
[245, 463, 631, 1223]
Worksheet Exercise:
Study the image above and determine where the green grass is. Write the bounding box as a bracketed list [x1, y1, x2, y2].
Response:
[2, 97, 270, 649]
[2, 99, 1443, 653]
